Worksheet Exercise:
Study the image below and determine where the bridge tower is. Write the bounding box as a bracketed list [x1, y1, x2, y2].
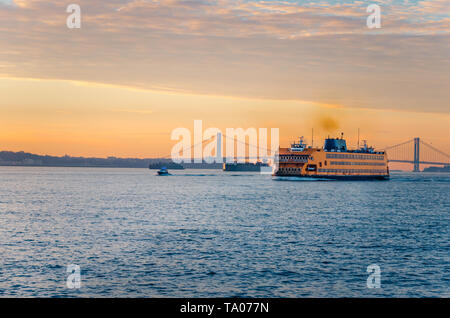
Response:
[216, 132, 222, 163]
[413, 137, 420, 172]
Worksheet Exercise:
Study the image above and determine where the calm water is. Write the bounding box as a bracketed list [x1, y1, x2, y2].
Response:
[0, 167, 448, 297]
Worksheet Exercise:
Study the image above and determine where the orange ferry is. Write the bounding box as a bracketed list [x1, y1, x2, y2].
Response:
[273, 134, 389, 180]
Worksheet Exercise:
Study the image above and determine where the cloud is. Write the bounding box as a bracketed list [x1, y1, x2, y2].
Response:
[111, 108, 154, 114]
[0, 0, 449, 113]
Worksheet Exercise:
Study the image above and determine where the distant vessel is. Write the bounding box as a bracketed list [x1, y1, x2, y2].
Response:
[423, 165, 450, 173]
[149, 162, 184, 170]
[157, 167, 170, 176]
[223, 161, 270, 172]
[274, 134, 389, 180]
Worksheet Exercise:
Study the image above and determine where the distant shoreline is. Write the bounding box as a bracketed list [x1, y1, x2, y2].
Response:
[2, 150, 448, 172]
[0, 150, 222, 169]
[0, 149, 162, 169]
[0, 164, 149, 168]
[423, 165, 450, 173]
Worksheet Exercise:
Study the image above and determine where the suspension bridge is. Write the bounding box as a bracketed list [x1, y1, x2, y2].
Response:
[165, 134, 449, 172]
[384, 138, 449, 172]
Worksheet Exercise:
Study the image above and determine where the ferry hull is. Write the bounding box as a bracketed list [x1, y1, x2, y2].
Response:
[275, 136, 390, 181]
[274, 173, 389, 180]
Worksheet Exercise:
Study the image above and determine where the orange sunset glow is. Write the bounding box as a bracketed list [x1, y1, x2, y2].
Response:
[0, 0, 449, 160]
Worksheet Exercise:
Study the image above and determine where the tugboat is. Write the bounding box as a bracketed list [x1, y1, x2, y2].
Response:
[273, 134, 389, 180]
[157, 167, 170, 176]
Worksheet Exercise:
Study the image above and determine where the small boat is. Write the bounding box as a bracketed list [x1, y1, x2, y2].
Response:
[157, 167, 170, 176]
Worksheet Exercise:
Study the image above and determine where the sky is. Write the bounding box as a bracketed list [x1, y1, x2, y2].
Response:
[0, 0, 449, 160]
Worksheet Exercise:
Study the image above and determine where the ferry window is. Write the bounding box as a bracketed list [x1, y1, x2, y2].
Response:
[319, 162, 322, 167]
[325, 160, 327, 166]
